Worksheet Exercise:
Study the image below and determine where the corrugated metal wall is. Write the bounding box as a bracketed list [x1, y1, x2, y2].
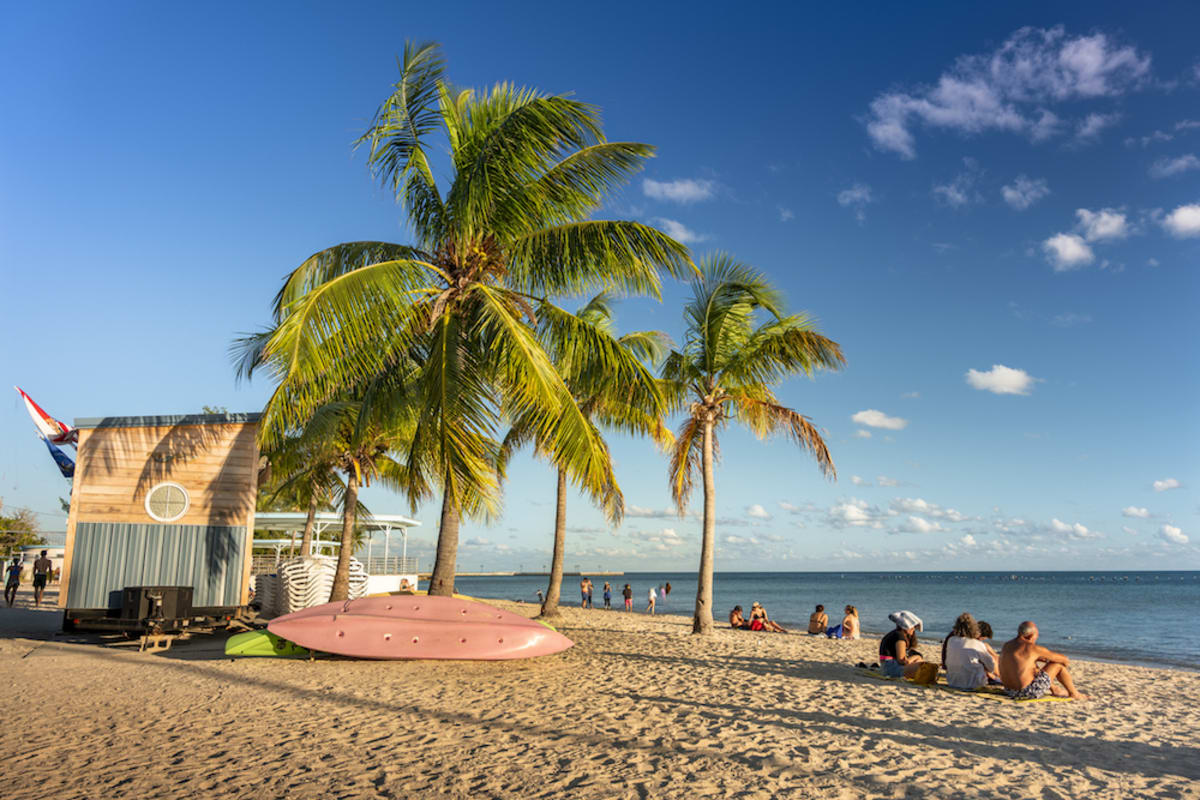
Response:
[67, 522, 246, 610]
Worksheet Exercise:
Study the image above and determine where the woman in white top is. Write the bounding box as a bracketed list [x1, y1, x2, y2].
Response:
[646, 586, 656, 614]
[942, 612, 997, 689]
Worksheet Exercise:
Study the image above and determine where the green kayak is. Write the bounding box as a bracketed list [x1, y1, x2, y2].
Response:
[225, 629, 312, 658]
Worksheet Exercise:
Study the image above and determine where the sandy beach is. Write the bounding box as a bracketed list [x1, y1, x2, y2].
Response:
[1, 592, 1197, 800]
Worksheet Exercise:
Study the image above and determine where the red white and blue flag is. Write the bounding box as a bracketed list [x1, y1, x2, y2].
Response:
[39, 434, 75, 478]
[14, 386, 76, 446]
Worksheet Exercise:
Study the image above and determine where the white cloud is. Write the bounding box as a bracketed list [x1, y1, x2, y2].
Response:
[626, 505, 678, 519]
[827, 498, 886, 529]
[960, 534, 977, 547]
[933, 160, 982, 207]
[1149, 154, 1200, 178]
[1159, 525, 1188, 545]
[851, 409, 908, 430]
[854, 429, 872, 439]
[901, 391, 920, 399]
[1049, 518, 1103, 540]
[965, 364, 1039, 395]
[653, 218, 708, 244]
[877, 476, 901, 487]
[464, 537, 490, 546]
[898, 515, 945, 534]
[865, 26, 1150, 158]
[1153, 478, 1181, 492]
[1122, 506, 1150, 518]
[1001, 175, 1050, 210]
[723, 534, 748, 545]
[850, 475, 871, 486]
[1122, 525, 1139, 536]
[778, 207, 795, 222]
[837, 183, 875, 222]
[1075, 111, 1121, 141]
[1162, 204, 1200, 238]
[1075, 208, 1129, 241]
[746, 504, 772, 520]
[1050, 312, 1092, 327]
[890, 497, 967, 522]
[643, 178, 715, 204]
[1042, 233, 1095, 270]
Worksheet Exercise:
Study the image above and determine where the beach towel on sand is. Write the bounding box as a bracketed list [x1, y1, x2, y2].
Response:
[853, 667, 1072, 703]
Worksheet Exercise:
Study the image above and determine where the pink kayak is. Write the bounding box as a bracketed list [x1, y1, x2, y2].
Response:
[267, 595, 573, 661]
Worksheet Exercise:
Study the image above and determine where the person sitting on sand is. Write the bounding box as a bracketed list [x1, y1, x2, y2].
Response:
[841, 605, 860, 640]
[729, 606, 752, 629]
[999, 621, 1087, 700]
[941, 612, 997, 690]
[976, 620, 1001, 682]
[808, 604, 828, 634]
[749, 602, 786, 633]
[879, 610, 924, 678]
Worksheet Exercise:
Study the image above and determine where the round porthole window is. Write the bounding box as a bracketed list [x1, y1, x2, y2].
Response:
[145, 482, 189, 522]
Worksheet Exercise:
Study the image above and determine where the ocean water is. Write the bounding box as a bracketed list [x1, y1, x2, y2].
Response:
[450, 571, 1200, 671]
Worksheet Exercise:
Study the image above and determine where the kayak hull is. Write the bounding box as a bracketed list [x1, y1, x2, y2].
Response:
[266, 596, 572, 661]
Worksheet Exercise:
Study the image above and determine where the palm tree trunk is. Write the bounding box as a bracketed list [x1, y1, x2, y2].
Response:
[540, 467, 568, 618]
[299, 491, 318, 557]
[428, 489, 460, 596]
[692, 417, 716, 634]
[329, 471, 359, 602]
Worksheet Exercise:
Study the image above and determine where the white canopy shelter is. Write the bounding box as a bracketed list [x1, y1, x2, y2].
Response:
[252, 512, 421, 575]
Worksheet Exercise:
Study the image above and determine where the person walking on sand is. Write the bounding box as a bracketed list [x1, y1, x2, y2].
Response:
[580, 577, 590, 609]
[31, 550, 52, 608]
[622, 583, 633, 611]
[646, 586, 656, 614]
[602, 582, 612, 610]
[999, 621, 1087, 700]
[4, 556, 22, 607]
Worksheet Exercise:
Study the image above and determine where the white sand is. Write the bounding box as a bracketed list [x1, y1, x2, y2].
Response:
[1, 594, 1197, 799]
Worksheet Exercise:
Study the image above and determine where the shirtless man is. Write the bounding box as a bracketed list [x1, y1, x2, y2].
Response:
[729, 606, 751, 629]
[999, 621, 1087, 700]
[32, 550, 53, 607]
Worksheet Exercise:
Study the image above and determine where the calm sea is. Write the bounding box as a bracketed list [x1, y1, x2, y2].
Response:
[450, 571, 1200, 671]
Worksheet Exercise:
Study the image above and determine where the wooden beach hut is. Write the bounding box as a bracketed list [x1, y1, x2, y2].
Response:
[59, 413, 260, 628]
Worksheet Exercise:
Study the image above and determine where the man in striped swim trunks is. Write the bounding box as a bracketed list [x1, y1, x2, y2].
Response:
[999, 621, 1088, 700]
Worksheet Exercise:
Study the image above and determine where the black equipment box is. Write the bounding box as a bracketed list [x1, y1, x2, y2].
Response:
[120, 586, 194, 621]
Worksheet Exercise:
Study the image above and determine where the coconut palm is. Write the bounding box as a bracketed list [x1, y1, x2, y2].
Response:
[248, 42, 692, 596]
[258, 434, 341, 555]
[662, 254, 845, 634]
[499, 293, 672, 617]
[278, 384, 417, 601]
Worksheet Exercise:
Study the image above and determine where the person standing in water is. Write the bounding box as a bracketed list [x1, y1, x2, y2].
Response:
[622, 583, 633, 611]
[602, 582, 612, 610]
[646, 586, 656, 614]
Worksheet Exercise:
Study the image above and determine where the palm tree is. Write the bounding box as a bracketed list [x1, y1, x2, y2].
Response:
[499, 293, 672, 618]
[248, 42, 692, 597]
[270, 382, 416, 601]
[662, 254, 845, 634]
[258, 433, 341, 556]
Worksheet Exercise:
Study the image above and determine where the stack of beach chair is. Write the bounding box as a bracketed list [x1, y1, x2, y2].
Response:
[270, 555, 369, 616]
[251, 572, 278, 616]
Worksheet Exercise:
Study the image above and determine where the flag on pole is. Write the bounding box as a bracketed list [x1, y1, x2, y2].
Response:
[39, 434, 76, 478]
[14, 386, 76, 445]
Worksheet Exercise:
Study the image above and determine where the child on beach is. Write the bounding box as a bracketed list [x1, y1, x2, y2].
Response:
[646, 586, 656, 614]
[622, 583, 633, 611]
[603, 582, 612, 610]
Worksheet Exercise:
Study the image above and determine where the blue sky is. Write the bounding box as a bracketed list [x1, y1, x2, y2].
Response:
[2, 2, 1197, 571]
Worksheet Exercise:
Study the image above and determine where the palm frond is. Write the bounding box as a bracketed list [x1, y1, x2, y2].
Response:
[732, 392, 836, 479]
[508, 220, 692, 298]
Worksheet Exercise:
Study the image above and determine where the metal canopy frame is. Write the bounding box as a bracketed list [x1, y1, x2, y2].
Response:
[252, 512, 421, 565]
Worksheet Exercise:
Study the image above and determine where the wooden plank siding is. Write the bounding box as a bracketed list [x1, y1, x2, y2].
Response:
[60, 419, 260, 609]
